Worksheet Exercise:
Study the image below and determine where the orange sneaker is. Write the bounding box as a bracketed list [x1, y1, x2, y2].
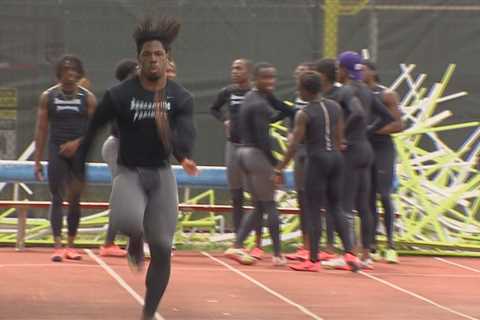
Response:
[289, 260, 320, 272]
[51, 248, 65, 262]
[286, 248, 309, 261]
[65, 248, 82, 260]
[250, 247, 265, 260]
[318, 251, 336, 261]
[344, 253, 361, 272]
[100, 244, 127, 257]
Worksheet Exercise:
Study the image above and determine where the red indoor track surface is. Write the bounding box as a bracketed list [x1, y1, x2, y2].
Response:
[1, 248, 479, 320]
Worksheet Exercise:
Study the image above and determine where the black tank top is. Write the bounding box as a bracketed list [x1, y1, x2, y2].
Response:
[47, 85, 89, 146]
[303, 99, 340, 157]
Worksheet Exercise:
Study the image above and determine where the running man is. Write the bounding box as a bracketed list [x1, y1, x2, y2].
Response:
[363, 60, 403, 263]
[210, 58, 265, 259]
[276, 71, 361, 272]
[34, 54, 97, 262]
[224, 62, 286, 266]
[99, 58, 138, 258]
[77, 17, 198, 319]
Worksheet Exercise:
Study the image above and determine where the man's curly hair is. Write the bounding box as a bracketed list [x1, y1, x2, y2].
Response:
[133, 16, 181, 55]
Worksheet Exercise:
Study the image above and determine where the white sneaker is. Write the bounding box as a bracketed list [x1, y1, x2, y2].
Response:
[224, 248, 256, 265]
[272, 256, 287, 266]
[360, 258, 374, 270]
[143, 243, 151, 259]
[321, 257, 347, 269]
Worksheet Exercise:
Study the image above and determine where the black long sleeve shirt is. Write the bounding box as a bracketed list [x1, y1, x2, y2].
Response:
[324, 82, 393, 144]
[209, 85, 250, 144]
[80, 76, 195, 169]
[238, 90, 278, 166]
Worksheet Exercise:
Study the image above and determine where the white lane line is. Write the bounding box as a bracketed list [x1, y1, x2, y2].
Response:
[84, 249, 165, 320]
[201, 251, 323, 320]
[434, 257, 480, 273]
[359, 270, 479, 320]
[0, 263, 101, 268]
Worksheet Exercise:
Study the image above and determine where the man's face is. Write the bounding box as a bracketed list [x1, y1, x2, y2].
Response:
[231, 60, 249, 84]
[362, 65, 375, 83]
[293, 65, 308, 82]
[336, 64, 347, 84]
[138, 40, 167, 82]
[255, 67, 277, 94]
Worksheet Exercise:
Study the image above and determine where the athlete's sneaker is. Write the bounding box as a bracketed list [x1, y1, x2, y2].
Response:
[272, 256, 287, 267]
[250, 247, 265, 260]
[385, 249, 399, 264]
[224, 248, 256, 265]
[171, 244, 176, 257]
[127, 238, 145, 272]
[318, 251, 336, 261]
[51, 248, 65, 262]
[65, 248, 82, 260]
[370, 251, 383, 262]
[286, 248, 309, 261]
[144, 243, 151, 260]
[360, 258, 374, 270]
[99, 244, 127, 257]
[321, 257, 346, 269]
[289, 260, 320, 272]
[344, 253, 361, 272]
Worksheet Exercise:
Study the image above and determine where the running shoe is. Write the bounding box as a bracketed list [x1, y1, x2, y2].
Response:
[224, 248, 256, 265]
[272, 256, 287, 267]
[321, 256, 345, 269]
[250, 247, 265, 260]
[65, 248, 82, 260]
[344, 253, 361, 272]
[99, 244, 127, 257]
[360, 258, 374, 270]
[318, 251, 336, 261]
[289, 260, 320, 272]
[171, 244, 176, 257]
[144, 243, 151, 259]
[286, 248, 309, 261]
[370, 250, 383, 262]
[385, 249, 399, 264]
[51, 248, 65, 262]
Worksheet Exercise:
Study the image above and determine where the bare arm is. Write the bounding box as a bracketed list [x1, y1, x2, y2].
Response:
[276, 109, 307, 171]
[34, 92, 49, 180]
[375, 90, 403, 134]
[86, 91, 97, 118]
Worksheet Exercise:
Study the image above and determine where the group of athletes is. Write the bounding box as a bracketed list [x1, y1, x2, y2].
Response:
[216, 58, 403, 271]
[32, 15, 402, 319]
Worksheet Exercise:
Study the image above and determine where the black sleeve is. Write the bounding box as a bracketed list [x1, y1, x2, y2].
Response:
[254, 105, 278, 166]
[209, 88, 229, 122]
[77, 90, 116, 177]
[267, 95, 295, 123]
[172, 96, 196, 163]
[367, 94, 395, 135]
[343, 94, 364, 134]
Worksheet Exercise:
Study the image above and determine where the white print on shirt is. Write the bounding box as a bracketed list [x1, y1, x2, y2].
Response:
[230, 94, 245, 106]
[54, 98, 81, 105]
[130, 97, 171, 122]
[56, 105, 80, 112]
